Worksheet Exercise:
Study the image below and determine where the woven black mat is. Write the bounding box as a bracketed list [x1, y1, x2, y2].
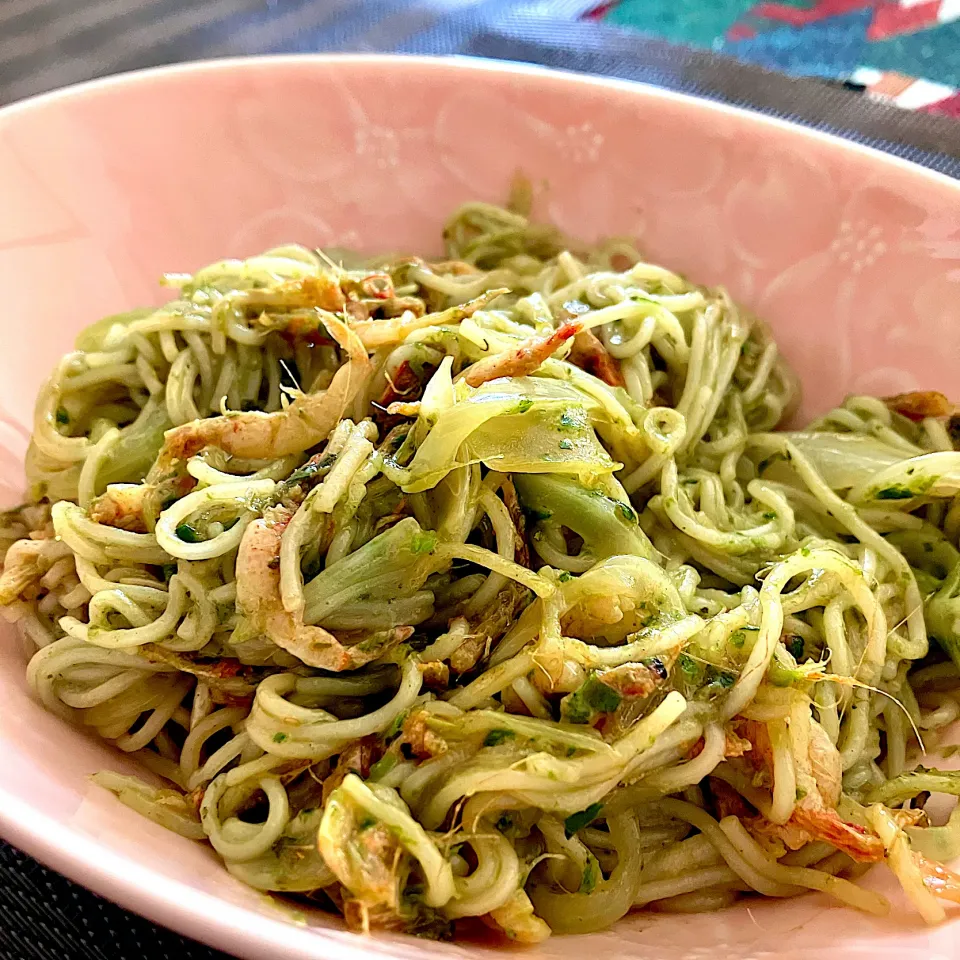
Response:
[4, 2, 960, 958]
[0, 844, 225, 960]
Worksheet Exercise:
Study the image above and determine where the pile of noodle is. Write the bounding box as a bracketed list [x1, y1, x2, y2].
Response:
[4, 195, 960, 942]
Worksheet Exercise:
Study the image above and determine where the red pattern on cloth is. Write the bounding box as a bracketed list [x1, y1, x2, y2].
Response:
[923, 90, 960, 116]
[748, 0, 955, 40]
[868, 1, 943, 40]
[750, 0, 874, 26]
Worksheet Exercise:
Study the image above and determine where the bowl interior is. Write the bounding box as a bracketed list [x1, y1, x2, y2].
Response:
[1, 55, 959, 960]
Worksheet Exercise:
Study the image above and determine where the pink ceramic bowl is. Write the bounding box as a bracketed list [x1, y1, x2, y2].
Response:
[0, 54, 958, 960]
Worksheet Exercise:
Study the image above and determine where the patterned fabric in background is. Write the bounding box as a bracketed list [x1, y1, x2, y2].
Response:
[593, 0, 960, 115]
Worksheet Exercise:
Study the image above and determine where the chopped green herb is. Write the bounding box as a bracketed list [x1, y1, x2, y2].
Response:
[564, 802, 603, 837]
[515, 398, 534, 414]
[678, 653, 702, 684]
[272, 732, 288, 743]
[582, 676, 621, 712]
[176, 522, 203, 543]
[558, 439, 574, 450]
[579, 858, 600, 894]
[285, 462, 319, 487]
[369, 753, 398, 780]
[357, 816, 377, 831]
[561, 672, 622, 723]
[386, 708, 410, 739]
[876, 485, 914, 500]
[615, 501, 638, 524]
[729, 630, 746, 649]
[55, 407, 70, 426]
[483, 728, 516, 747]
[762, 512, 776, 521]
[282, 452, 339, 489]
[558, 571, 573, 583]
[785, 636, 804, 660]
[706, 668, 736, 689]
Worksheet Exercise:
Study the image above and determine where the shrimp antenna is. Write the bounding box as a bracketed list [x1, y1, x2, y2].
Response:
[315, 247, 344, 275]
[279, 359, 303, 403]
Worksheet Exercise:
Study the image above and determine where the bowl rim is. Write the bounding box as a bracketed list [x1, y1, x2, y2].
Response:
[2, 50, 959, 194]
[1, 51, 958, 960]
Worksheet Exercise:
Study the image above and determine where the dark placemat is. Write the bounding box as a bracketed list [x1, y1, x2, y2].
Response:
[3, 3, 960, 959]
[0, 844, 226, 960]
